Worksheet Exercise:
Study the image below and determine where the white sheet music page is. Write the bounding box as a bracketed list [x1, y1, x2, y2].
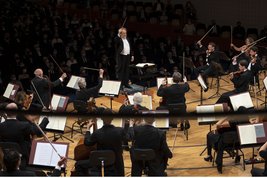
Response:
[136, 63, 155, 67]
[157, 77, 173, 88]
[230, 92, 254, 111]
[263, 76, 267, 90]
[39, 116, 67, 132]
[238, 125, 257, 145]
[197, 75, 208, 91]
[67, 75, 82, 90]
[196, 105, 216, 123]
[50, 144, 68, 167]
[153, 118, 169, 128]
[3, 83, 14, 99]
[33, 142, 53, 166]
[99, 80, 121, 95]
[51, 94, 60, 110]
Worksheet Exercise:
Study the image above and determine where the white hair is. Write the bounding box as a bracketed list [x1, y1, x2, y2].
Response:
[133, 92, 143, 105]
[78, 78, 87, 89]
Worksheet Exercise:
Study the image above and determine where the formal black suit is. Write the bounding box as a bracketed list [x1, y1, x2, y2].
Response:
[216, 70, 252, 108]
[157, 82, 190, 107]
[76, 78, 103, 102]
[114, 36, 131, 87]
[228, 53, 250, 73]
[119, 104, 149, 114]
[248, 56, 262, 84]
[31, 76, 62, 108]
[75, 124, 125, 176]
[128, 124, 172, 176]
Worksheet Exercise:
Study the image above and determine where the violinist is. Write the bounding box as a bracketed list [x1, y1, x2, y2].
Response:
[247, 46, 262, 84]
[157, 71, 189, 110]
[194, 41, 222, 84]
[31, 68, 67, 109]
[216, 60, 252, 109]
[74, 117, 126, 176]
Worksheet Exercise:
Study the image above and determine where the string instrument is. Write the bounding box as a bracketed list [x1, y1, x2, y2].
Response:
[87, 97, 97, 113]
[229, 70, 243, 78]
[14, 91, 33, 110]
[73, 119, 97, 161]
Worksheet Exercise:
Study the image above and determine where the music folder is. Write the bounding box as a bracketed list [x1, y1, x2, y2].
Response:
[229, 92, 254, 111]
[29, 140, 69, 168]
[237, 122, 267, 145]
[3, 83, 19, 101]
[90, 118, 125, 132]
[67, 75, 85, 90]
[156, 77, 173, 89]
[99, 80, 121, 96]
[50, 94, 69, 112]
[197, 75, 208, 91]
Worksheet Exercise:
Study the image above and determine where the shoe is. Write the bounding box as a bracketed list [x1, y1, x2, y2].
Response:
[217, 165, 222, 174]
[204, 155, 213, 162]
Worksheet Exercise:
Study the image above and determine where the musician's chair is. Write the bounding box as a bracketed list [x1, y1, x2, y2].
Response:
[88, 150, 115, 176]
[212, 131, 245, 173]
[131, 148, 156, 176]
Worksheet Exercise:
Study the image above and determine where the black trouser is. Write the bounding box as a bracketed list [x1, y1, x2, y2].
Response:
[194, 64, 216, 84]
[216, 90, 236, 110]
[206, 131, 220, 156]
[117, 54, 130, 86]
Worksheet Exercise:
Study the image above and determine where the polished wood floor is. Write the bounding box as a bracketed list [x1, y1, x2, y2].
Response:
[44, 72, 267, 176]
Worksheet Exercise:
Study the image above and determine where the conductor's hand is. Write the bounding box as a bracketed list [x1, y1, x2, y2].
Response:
[60, 73, 67, 80]
[196, 40, 202, 46]
[99, 69, 104, 78]
[86, 119, 95, 131]
[57, 156, 67, 167]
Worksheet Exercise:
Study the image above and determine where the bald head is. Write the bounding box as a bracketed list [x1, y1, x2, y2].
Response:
[5, 103, 18, 118]
[34, 68, 43, 77]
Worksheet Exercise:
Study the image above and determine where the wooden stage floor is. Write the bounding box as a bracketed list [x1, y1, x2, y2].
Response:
[47, 73, 267, 176]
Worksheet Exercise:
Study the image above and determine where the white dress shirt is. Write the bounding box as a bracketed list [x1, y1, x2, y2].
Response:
[121, 38, 130, 55]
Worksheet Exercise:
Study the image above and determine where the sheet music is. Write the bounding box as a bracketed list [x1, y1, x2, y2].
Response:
[3, 83, 14, 99]
[196, 104, 224, 124]
[157, 77, 173, 88]
[255, 124, 265, 138]
[238, 125, 257, 145]
[263, 76, 267, 90]
[58, 97, 65, 108]
[153, 118, 169, 128]
[127, 95, 153, 110]
[51, 94, 60, 110]
[230, 92, 254, 111]
[33, 142, 68, 167]
[197, 75, 208, 91]
[93, 118, 124, 131]
[67, 75, 84, 90]
[39, 116, 67, 132]
[136, 63, 155, 67]
[99, 80, 121, 96]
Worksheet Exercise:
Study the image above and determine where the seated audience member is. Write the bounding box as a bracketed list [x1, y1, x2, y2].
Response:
[74, 118, 125, 176]
[251, 141, 267, 176]
[0, 148, 66, 176]
[128, 118, 173, 176]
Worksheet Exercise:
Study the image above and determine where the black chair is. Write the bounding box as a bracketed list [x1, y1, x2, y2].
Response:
[71, 100, 89, 138]
[131, 149, 156, 176]
[212, 131, 245, 173]
[88, 150, 115, 177]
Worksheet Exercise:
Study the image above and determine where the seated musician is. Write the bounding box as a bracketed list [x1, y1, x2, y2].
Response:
[74, 117, 126, 176]
[194, 41, 223, 84]
[76, 69, 104, 102]
[251, 141, 267, 176]
[127, 118, 173, 176]
[216, 60, 252, 110]
[0, 103, 48, 170]
[204, 107, 257, 173]
[0, 148, 66, 176]
[119, 92, 149, 114]
[248, 46, 262, 85]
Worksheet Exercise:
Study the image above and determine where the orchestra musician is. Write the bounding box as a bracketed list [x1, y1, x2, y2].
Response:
[194, 41, 222, 84]
[31, 68, 67, 109]
[76, 69, 104, 102]
[114, 27, 134, 89]
[216, 60, 252, 110]
[157, 71, 189, 111]
[247, 46, 262, 84]
[204, 107, 256, 174]
[251, 141, 267, 176]
[230, 37, 254, 53]
[74, 117, 126, 176]
[127, 118, 173, 176]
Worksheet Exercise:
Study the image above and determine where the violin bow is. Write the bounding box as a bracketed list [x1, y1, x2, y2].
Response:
[31, 81, 46, 109]
[198, 25, 215, 42]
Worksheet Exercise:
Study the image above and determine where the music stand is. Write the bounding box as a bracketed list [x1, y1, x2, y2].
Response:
[3, 83, 20, 101]
[229, 92, 254, 111]
[99, 80, 121, 110]
[67, 75, 85, 90]
[188, 75, 208, 105]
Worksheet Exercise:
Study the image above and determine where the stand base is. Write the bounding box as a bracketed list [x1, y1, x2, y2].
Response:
[200, 146, 207, 156]
[52, 133, 74, 143]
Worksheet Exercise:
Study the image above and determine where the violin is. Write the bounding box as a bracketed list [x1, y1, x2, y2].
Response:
[229, 70, 243, 79]
[14, 91, 33, 110]
[88, 97, 97, 113]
